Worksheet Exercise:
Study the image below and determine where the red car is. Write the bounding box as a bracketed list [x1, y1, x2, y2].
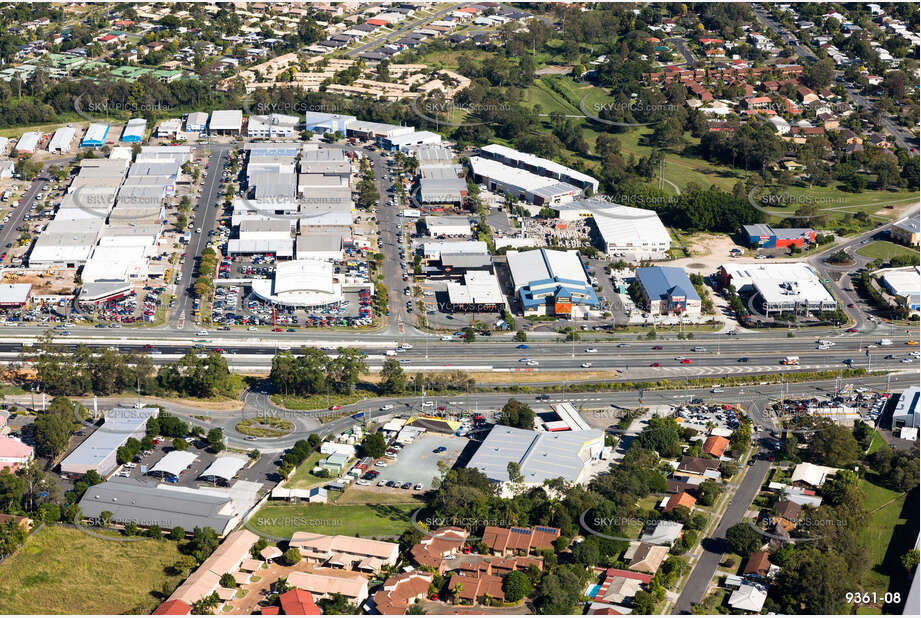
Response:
[680, 359, 692, 364]
[847, 303, 855, 308]
[652, 345, 663, 350]
[272, 328, 282, 332]
[650, 362, 661, 367]
[846, 328, 858, 333]
[329, 405, 342, 411]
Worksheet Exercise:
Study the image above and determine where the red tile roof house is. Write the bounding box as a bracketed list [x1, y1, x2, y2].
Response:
[481, 525, 560, 556]
[448, 572, 505, 605]
[0, 513, 33, 532]
[663, 491, 696, 513]
[743, 551, 773, 578]
[279, 589, 322, 615]
[702, 435, 730, 458]
[372, 571, 433, 614]
[152, 600, 192, 615]
[0, 435, 34, 473]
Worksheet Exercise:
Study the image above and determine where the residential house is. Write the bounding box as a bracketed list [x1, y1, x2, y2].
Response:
[677, 456, 720, 479]
[594, 569, 653, 606]
[410, 527, 468, 572]
[287, 571, 370, 604]
[448, 572, 505, 604]
[624, 542, 669, 574]
[278, 589, 321, 615]
[372, 571, 433, 614]
[663, 491, 696, 513]
[728, 582, 769, 613]
[702, 435, 730, 458]
[289, 533, 399, 573]
[791, 462, 839, 487]
[481, 525, 560, 556]
[743, 551, 773, 578]
[773, 499, 802, 530]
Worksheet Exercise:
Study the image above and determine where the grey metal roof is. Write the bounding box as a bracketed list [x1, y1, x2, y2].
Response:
[60, 407, 156, 470]
[78, 478, 236, 534]
[466, 425, 602, 483]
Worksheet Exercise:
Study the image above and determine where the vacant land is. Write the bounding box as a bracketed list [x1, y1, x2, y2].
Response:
[247, 503, 417, 539]
[858, 480, 912, 599]
[856, 241, 920, 263]
[285, 452, 335, 489]
[0, 525, 183, 614]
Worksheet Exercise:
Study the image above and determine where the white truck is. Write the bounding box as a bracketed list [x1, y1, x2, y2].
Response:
[782, 356, 800, 365]
[879, 339, 893, 346]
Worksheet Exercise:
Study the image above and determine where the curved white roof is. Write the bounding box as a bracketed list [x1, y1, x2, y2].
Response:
[150, 450, 198, 477]
[251, 259, 342, 307]
[199, 456, 247, 481]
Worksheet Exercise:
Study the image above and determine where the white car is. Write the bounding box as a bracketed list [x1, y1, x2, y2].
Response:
[440, 335, 453, 341]
[248, 326, 257, 331]
[379, 404, 395, 411]
[581, 362, 593, 368]
[526, 360, 539, 366]
[711, 387, 724, 393]
[399, 344, 413, 350]
[197, 330, 208, 336]
[519, 358, 531, 363]
[356, 479, 371, 486]
[584, 348, 598, 353]
[420, 401, 434, 408]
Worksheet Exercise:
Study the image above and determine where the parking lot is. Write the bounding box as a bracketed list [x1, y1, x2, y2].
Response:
[371, 433, 468, 488]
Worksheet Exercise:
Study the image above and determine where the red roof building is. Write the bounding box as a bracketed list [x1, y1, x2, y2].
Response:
[279, 589, 321, 615]
[663, 491, 697, 513]
[482, 525, 560, 556]
[153, 600, 192, 615]
[702, 435, 730, 458]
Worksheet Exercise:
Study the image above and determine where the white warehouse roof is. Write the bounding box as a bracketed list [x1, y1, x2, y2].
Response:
[209, 109, 243, 131]
[15, 131, 41, 153]
[507, 248, 588, 291]
[481, 143, 599, 191]
[251, 259, 342, 307]
[721, 262, 835, 307]
[48, 126, 76, 152]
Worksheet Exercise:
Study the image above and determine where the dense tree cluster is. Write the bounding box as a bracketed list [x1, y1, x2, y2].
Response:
[269, 348, 367, 397]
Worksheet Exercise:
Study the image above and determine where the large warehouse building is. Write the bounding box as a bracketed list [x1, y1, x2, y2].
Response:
[718, 262, 837, 315]
[250, 259, 343, 307]
[59, 407, 158, 477]
[467, 424, 604, 486]
[506, 248, 599, 317]
[446, 271, 504, 312]
[635, 266, 702, 319]
[209, 109, 243, 135]
[741, 224, 816, 249]
[468, 156, 580, 207]
[480, 143, 599, 193]
[560, 199, 671, 259]
[880, 267, 920, 313]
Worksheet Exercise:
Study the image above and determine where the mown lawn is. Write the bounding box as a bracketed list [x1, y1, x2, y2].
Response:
[856, 241, 920, 263]
[285, 452, 339, 489]
[0, 525, 183, 614]
[247, 503, 417, 539]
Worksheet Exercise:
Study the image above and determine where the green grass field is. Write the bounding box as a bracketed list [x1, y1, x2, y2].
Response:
[285, 452, 337, 489]
[858, 480, 912, 597]
[0, 525, 183, 614]
[856, 241, 920, 263]
[247, 503, 417, 539]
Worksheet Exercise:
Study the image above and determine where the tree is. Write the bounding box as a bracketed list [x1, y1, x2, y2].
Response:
[191, 592, 220, 615]
[379, 357, 406, 395]
[572, 538, 600, 566]
[901, 549, 920, 573]
[463, 327, 476, 342]
[501, 399, 535, 429]
[697, 480, 720, 507]
[359, 432, 387, 459]
[206, 428, 224, 453]
[317, 593, 357, 615]
[805, 421, 859, 467]
[220, 573, 237, 588]
[506, 461, 523, 484]
[635, 416, 682, 458]
[503, 570, 531, 603]
[513, 330, 528, 342]
[172, 438, 189, 451]
[169, 526, 185, 541]
[725, 522, 762, 556]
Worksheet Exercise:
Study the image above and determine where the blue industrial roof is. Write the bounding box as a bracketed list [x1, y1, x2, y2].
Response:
[635, 266, 700, 302]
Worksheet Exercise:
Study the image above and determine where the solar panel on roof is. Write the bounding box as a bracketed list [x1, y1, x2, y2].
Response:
[535, 526, 557, 534]
[511, 527, 530, 535]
